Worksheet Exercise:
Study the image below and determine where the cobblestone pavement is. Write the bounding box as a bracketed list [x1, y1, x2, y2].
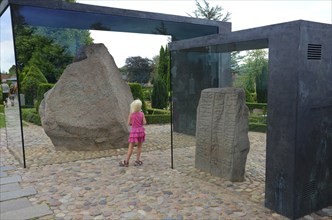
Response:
[1, 123, 331, 219]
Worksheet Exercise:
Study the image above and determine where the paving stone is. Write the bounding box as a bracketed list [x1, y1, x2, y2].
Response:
[0, 182, 20, 192]
[0, 166, 15, 172]
[0, 186, 36, 202]
[0, 172, 7, 177]
[0, 203, 53, 220]
[1, 123, 332, 219]
[0, 175, 22, 185]
[322, 207, 332, 216]
[0, 197, 31, 213]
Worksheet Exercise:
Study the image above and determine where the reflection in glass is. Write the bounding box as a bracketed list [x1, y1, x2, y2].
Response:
[1, 6, 24, 166]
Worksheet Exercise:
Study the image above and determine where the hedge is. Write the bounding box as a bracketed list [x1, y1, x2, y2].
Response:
[249, 123, 267, 133]
[146, 114, 170, 124]
[246, 102, 267, 112]
[21, 108, 41, 126]
[147, 108, 169, 115]
[249, 115, 267, 124]
[18, 106, 265, 131]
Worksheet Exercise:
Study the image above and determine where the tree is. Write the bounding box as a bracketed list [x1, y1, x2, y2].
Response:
[150, 55, 160, 84]
[125, 56, 153, 83]
[157, 45, 171, 93]
[188, 0, 231, 21]
[256, 63, 268, 103]
[13, 21, 73, 83]
[234, 49, 268, 100]
[151, 76, 168, 109]
[34, 27, 93, 57]
[27, 42, 72, 83]
[12, 1, 93, 83]
[8, 65, 16, 76]
[20, 65, 48, 106]
[231, 51, 245, 76]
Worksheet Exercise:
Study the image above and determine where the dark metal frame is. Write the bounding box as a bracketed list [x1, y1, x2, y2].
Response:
[169, 20, 332, 219]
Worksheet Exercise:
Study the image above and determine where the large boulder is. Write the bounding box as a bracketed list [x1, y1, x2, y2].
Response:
[39, 43, 133, 151]
[195, 87, 250, 182]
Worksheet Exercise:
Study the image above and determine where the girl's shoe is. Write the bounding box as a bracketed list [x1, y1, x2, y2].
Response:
[134, 160, 143, 166]
[119, 160, 129, 167]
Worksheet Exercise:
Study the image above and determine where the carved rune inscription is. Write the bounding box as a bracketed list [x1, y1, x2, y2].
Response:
[195, 88, 250, 182]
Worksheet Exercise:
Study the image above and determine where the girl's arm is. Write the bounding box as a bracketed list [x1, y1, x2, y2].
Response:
[127, 113, 132, 125]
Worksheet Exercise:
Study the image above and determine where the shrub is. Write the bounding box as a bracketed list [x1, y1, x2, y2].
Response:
[128, 83, 147, 114]
[37, 83, 54, 102]
[142, 87, 152, 101]
[145, 114, 170, 124]
[21, 108, 41, 126]
[20, 65, 48, 106]
[245, 89, 255, 102]
[147, 108, 170, 115]
[246, 102, 267, 112]
[249, 123, 267, 133]
[35, 83, 54, 112]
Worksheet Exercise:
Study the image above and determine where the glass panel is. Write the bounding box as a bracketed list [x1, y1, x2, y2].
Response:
[171, 43, 269, 171]
[171, 44, 269, 208]
[171, 49, 230, 170]
[7, 4, 182, 167]
[6, 3, 219, 167]
[1, 6, 25, 166]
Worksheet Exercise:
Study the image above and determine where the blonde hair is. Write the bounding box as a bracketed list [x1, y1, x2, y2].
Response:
[130, 99, 142, 113]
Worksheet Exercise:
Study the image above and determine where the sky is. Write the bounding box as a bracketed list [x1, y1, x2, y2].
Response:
[1, 0, 331, 72]
[76, 0, 332, 67]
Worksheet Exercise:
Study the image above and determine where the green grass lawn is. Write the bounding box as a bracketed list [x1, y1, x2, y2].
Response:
[0, 113, 5, 128]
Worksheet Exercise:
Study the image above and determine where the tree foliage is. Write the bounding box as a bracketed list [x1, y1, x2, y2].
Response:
[14, 23, 73, 83]
[27, 41, 73, 83]
[256, 63, 268, 103]
[128, 83, 147, 114]
[189, 0, 231, 21]
[151, 76, 168, 109]
[34, 27, 93, 57]
[12, 1, 93, 83]
[125, 56, 153, 83]
[157, 46, 170, 92]
[233, 49, 268, 102]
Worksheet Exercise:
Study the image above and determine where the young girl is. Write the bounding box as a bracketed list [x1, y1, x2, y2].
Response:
[119, 99, 147, 167]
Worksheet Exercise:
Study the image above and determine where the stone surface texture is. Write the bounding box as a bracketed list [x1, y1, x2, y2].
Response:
[195, 87, 250, 182]
[39, 43, 132, 150]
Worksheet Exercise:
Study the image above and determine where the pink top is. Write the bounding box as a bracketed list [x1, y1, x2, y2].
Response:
[128, 112, 145, 143]
[130, 112, 144, 129]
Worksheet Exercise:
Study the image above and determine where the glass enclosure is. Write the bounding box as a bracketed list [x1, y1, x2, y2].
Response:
[171, 48, 232, 170]
[1, 6, 25, 166]
[170, 43, 268, 173]
[0, 1, 221, 167]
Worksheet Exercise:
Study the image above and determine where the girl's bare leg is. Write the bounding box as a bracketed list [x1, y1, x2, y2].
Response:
[136, 142, 143, 161]
[126, 143, 134, 162]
